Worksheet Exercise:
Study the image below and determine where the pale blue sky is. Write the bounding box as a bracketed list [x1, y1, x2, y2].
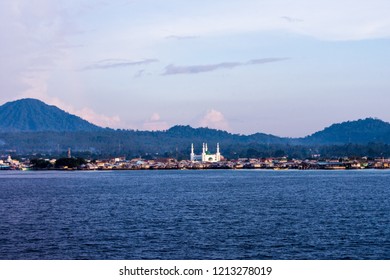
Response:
[1, 0, 390, 137]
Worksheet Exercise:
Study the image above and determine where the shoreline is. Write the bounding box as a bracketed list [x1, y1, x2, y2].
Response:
[2, 166, 390, 172]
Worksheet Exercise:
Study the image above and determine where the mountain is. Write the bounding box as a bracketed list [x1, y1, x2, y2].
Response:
[168, 119, 390, 146]
[166, 125, 288, 144]
[302, 118, 390, 144]
[0, 98, 103, 132]
[1, 98, 390, 158]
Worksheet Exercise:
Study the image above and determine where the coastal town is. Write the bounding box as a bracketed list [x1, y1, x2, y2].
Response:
[1, 143, 390, 171]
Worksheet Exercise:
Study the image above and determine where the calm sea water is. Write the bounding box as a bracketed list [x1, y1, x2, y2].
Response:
[0, 169, 389, 260]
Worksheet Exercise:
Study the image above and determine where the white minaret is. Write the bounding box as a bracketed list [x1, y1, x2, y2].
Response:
[216, 143, 221, 161]
[190, 143, 195, 161]
[202, 143, 206, 162]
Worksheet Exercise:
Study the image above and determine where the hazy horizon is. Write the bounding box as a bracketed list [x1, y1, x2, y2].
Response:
[1, 0, 390, 137]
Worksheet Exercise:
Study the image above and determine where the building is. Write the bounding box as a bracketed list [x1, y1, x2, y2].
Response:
[190, 143, 221, 162]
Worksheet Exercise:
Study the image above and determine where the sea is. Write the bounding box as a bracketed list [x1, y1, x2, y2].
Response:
[0, 169, 389, 260]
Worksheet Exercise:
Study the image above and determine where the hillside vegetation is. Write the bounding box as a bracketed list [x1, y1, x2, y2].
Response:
[1, 99, 390, 158]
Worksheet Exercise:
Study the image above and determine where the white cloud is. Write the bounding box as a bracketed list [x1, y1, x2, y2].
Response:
[75, 107, 121, 128]
[199, 109, 230, 131]
[18, 77, 122, 129]
[150, 112, 161, 122]
[143, 112, 169, 131]
[20, 72, 50, 101]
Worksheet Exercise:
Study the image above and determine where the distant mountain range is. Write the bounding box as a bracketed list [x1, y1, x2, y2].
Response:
[167, 117, 390, 145]
[1, 98, 390, 157]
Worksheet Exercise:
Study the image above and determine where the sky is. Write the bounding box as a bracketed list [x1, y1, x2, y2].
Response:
[1, 0, 390, 137]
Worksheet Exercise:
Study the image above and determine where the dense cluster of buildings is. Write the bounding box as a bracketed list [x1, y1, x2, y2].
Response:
[1, 142, 390, 171]
[75, 156, 388, 170]
[0, 155, 27, 170]
[1, 157, 388, 171]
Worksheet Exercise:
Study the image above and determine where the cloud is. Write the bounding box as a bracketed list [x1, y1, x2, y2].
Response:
[150, 112, 161, 122]
[21, 72, 50, 102]
[247, 58, 290, 65]
[163, 57, 289, 75]
[0, 0, 84, 103]
[75, 107, 122, 128]
[133, 69, 145, 78]
[164, 62, 240, 75]
[18, 75, 122, 128]
[165, 35, 199, 40]
[198, 109, 230, 131]
[143, 113, 169, 131]
[147, 0, 390, 41]
[58, 104, 122, 129]
[281, 16, 304, 23]
[83, 59, 159, 70]
[133, 69, 155, 78]
[17, 61, 122, 129]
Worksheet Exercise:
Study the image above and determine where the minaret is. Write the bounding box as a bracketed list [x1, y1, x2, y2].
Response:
[216, 143, 221, 161]
[67, 148, 71, 158]
[190, 143, 195, 161]
[205, 143, 208, 152]
[202, 143, 206, 162]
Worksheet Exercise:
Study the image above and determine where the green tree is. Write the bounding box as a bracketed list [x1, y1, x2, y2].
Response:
[30, 158, 52, 169]
[55, 157, 86, 168]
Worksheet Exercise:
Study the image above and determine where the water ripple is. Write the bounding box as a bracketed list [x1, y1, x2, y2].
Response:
[1, 170, 389, 259]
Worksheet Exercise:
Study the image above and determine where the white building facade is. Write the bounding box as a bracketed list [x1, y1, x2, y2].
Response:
[190, 143, 221, 162]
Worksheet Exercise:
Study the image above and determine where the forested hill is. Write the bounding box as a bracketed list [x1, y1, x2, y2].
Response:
[166, 125, 288, 144]
[1, 98, 390, 158]
[0, 98, 103, 132]
[302, 118, 390, 145]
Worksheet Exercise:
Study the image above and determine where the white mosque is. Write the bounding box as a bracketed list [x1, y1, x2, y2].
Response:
[190, 143, 222, 162]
